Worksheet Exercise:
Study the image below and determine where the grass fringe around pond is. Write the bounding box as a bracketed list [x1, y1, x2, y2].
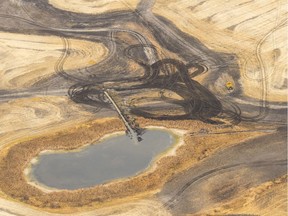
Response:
[0, 117, 264, 212]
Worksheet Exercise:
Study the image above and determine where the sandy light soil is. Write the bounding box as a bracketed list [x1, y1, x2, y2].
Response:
[195, 175, 287, 216]
[153, 0, 287, 101]
[48, 0, 139, 14]
[0, 32, 108, 89]
[0, 117, 268, 213]
[0, 96, 95, 155]
[0, 0, 286, 215]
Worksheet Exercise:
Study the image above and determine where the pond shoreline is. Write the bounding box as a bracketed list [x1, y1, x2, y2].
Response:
[0, 117, 264, 212]
[24, 126, 185, 192]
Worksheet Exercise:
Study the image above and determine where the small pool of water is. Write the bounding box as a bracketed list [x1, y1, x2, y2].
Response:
[30, 129, 176, 190]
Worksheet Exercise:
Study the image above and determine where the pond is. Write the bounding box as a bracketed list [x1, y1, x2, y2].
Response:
[30, 129, 176, 190]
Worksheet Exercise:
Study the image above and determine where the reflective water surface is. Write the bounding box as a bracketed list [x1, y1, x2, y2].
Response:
[31, 129, 175, 190]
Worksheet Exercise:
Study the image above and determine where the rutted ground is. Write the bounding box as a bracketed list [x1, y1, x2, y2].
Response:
[0, 97, 87, 134]
[0, 117, 268, 213]
[0, 0, 286, 215]
[153, 0, 287, 101]
[197, 175, 287, 216]
[0, 96, 94, 157]
[0, 32, 108, 89]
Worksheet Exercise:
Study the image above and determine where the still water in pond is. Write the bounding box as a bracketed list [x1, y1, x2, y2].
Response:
[31, 129, 176, 190]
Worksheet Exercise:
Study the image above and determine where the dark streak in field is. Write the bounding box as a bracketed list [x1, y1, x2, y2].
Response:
[158, 129, 287, 215]
[0, 0, 274, 125]
[0, 0, 286, 214]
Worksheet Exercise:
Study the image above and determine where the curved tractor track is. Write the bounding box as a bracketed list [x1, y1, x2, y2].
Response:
[162, 159, 287, 210]
[0, 9, 271, 125]
[0, 0, 286, 215]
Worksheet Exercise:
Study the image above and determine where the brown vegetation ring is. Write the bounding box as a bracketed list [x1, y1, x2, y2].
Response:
[0, 117, 258, 211]
[0, 118, 189, 210]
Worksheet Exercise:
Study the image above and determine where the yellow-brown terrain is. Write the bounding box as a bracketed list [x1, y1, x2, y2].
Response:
[0, 0, 286, 215]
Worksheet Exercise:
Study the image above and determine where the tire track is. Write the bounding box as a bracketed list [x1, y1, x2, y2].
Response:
[161, 159, 287, 210]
